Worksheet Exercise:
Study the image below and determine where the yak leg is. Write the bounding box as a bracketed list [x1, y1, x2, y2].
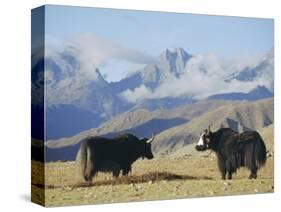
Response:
[249, 167, 257, 179]
[122, 165, 131, 176]
[90, 168, 97, 180]
[85, 169, 97, 184]
[227, 171, 233, 180]
[122, 168, 130, 176]
[248, 153, 258, 179]
[226, 160, 234, 180]
[218, 157, 227, 180]
[112, 169, 121, 179]
[248, 152, 258, 179]
[221, 170, 226, 180]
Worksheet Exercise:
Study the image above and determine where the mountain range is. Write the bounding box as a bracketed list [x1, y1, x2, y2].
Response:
[31, 47, 274, 140]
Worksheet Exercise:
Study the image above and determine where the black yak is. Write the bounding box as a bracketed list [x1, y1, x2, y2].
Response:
[76, 133, 154, 182]
[195, 126, 266, 180]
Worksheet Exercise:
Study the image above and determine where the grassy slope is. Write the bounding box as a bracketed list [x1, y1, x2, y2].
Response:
[153, 98, 273, 155]
[45, 98, 273, 156]
[45, 99, 232, 148]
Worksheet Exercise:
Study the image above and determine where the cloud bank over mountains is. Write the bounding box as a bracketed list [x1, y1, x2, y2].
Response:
[120, 48, 274, 102]
[41, 34, 156, 106]
[34, 34, 273, 107]
[59, 34, 156, 80]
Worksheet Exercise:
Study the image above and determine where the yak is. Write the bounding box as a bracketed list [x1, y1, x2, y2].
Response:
[195, 126, 266, 180]
[76, 133, 154, 182]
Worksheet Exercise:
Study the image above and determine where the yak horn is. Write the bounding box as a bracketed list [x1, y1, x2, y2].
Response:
[208, 125, 212, 133]
[146, 134, 155, 143]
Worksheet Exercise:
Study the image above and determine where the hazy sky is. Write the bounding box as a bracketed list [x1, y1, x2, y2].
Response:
[45, 5, 274, 82]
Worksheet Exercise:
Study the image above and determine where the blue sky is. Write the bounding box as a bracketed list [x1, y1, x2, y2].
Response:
[45, 5, 274, 82]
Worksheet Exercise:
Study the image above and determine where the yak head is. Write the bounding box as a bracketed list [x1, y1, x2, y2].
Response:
[140, 135, 155, 159]
[195, 125, 213, 151]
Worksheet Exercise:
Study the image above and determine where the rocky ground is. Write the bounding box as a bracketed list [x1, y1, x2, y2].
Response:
[31, 152, 274, 207]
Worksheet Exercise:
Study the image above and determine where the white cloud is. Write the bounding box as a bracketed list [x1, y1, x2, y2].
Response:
[41, 33, 156, 105]
[160, 54, 272, 99]
[120, 85, 152, 103]
[63, 34, 155, 80]
[120, 52, 273, 103]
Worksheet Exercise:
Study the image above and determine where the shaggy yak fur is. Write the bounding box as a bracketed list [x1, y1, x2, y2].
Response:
[76, 133, 154, 182]
[196, 127, 266, 180]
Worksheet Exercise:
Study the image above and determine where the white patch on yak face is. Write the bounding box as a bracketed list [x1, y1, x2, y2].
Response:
[197, 133, 205, 146]
[195, 132, 211, 151]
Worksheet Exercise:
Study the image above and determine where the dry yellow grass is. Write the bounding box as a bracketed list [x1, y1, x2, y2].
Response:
[31, 153, 274, 207]
[32, 122, 274, 207]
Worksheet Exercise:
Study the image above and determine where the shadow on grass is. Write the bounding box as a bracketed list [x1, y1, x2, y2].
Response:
[34, 172, 212, 189]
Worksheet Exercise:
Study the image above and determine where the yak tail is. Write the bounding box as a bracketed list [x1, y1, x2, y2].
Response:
[244, 132, 267, 170]
[76, 138, 90, 182]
